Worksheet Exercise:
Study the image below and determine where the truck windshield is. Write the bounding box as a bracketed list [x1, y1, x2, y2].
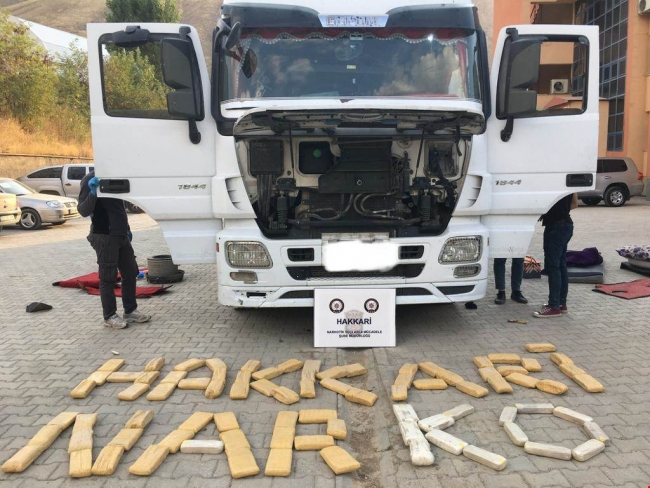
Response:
[220, 28, 482, 105]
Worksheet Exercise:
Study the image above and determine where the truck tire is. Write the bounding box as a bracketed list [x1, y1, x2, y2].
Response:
[19, 209, 42, 230]
[604, 185, 627, 207]
[125, 202, 145, 214]
[581, 197, 601, 206]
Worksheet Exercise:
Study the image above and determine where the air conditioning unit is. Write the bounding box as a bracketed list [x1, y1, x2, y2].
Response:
[639, 0, 650, 15]
[550, 79, 569, 94]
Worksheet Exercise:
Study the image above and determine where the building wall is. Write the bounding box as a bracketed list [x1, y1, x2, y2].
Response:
[493, 0, 650, 176]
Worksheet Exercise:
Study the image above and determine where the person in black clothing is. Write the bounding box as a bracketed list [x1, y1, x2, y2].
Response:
[78, 171, 150, 328]
[534, 193, 578, 318]
[493, 258, 527, 305]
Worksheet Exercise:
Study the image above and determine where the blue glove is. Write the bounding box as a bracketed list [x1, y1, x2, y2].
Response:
[127, 231, 133, 242]
[88, 177, 99, 196]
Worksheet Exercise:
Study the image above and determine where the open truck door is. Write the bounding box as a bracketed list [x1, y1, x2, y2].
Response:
[484, 25, 599, 258]
[87, 23, 219, 264]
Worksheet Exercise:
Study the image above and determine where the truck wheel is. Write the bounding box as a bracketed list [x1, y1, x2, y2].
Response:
[604, 186, 626, 207]
[19, 209, 42, 230]
[581, 197, 601, 206]
[126, 202, 145, 214]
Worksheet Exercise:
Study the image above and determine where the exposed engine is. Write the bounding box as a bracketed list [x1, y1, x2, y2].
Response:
[239, 135, 470, 239]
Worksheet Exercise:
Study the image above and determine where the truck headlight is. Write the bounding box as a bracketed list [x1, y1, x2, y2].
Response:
[226, 241, 272, 268]
[46, 201, 62, 208]
[439, 237, 482, 263]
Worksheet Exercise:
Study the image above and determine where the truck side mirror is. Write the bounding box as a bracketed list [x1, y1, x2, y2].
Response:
[497, 32, 545, 142]
[498, 38, 542, 118]
[161, 37, 203, 144]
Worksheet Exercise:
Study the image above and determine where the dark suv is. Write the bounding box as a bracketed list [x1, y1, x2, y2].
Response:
[579, 157, 644, 207]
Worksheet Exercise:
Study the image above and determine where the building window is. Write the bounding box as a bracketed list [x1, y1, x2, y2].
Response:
[573, 0, 628, 151]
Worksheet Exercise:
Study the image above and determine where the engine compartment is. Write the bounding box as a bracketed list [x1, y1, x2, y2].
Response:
[237, 135, 471, 239]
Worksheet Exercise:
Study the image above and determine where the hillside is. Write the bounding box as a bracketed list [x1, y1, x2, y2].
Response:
[0, 0, 223, 54]
[1, 0, 493, 53]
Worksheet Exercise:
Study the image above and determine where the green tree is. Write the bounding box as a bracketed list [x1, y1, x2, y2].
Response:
[103, 48, 170, 114]
[54, 42, 91, 141]
[0, 12, 57, 129]
[105, 0, 181, 23]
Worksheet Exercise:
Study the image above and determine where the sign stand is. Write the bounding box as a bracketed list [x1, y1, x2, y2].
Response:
[314, 289, 396, 348]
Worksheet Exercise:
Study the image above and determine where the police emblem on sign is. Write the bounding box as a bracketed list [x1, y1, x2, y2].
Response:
[329, 299, 344, 314]
[364, 298, 379, 313]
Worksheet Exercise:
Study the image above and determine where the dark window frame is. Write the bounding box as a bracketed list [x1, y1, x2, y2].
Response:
[28, 167, 63, 179]
[98, 32, 205, 122]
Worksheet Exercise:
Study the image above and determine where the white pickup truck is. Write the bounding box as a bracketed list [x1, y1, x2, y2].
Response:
[18, 164, 94, 200]
[19, 164, 145, 213]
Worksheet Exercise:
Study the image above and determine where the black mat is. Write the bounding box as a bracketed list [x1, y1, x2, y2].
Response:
[621, 261, 650, 277]
[568, 263, 604, 284]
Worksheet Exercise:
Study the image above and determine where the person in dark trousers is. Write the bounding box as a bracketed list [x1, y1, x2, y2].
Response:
[534, 193, 578, 318]
[78, 170, 151, 329]
[493, 258, 527, 305]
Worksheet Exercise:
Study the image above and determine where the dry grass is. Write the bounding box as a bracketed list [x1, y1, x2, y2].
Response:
[0, 118, 93, 158]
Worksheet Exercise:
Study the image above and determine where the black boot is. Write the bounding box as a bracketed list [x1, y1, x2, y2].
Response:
[495, 291, 506, 305]
[511, 291, 528, 304]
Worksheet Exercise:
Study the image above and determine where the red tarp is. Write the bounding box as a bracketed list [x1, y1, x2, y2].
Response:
[593, 279, 650, 300]
[53, 271, 169, 297]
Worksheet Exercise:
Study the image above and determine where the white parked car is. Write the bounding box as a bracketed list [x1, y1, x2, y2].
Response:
[0, 178, 80, 230]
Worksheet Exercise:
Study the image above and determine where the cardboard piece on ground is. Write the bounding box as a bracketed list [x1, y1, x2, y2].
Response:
[572, 373, 605, 393]
[294, 435, 335, 451]
[506, 373, 539, 389]
[299, 409, 337, 424]
[97, 359, 125, 372]
[49, 412, 79, 429]
[91, 445, 125, 476]
[413, 378, 448, 390]
[265, 448, 292, 477]
[118, 383, 150, 401]
[487, 353, 521, 365]
[230, 370, 253, 400]
[252, 367, 283, 381]
[272, 386, 300, 405]
[277, 359, 304, 373]
[275, 411, 299, 429]
[251, 379, 279, 397]
[126, 410, 154, 430]
[214, 412, 240, 433]
[160, 371, 187, 384]
[227, 448, 260, 478]
[536, 379, 568, 395]
[270, 427, 295, 450]
[179, 412, 214, 434]
[69, 449, 92, 478]
[391, 385, 408, 401]
[300, 378, 316, 399]
[486, 375, 514, 394]
[135, 371, 160, 385]
[70, 379, 97, 399]
[521, 358, 542, 372]
[473, 356, 493, 368]
[455, 381, 489, 398]
[88, 371, 112, 386]
[320, 378, 352, 395]
[205, 371, 227, 399]
[146, 383, 176, 401]
[525, 343, 557, 353]
[345, 387, 378, 406]
[178, 377, 211, 390]
[205, 358, 227, 372]
[106, 372, 142, 383]
[221, 429, 251, 453]
[497, 365, 529, 376]
[28, 425, 64, 450]
[1, 446, 45, 473]
[68, 429, 93, 453]
[129, 444, 170, 476]
[320, 446, 361, 475]
[159, 429, 195, 454]
[145, 357, 165, 372]
[327, 419, 347, 440]
[108, 428, 143, 451]
[173, 358, 205, 372]
[72, 414, 98, 432]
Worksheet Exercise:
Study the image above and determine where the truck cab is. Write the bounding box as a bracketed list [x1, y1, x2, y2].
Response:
[87, 0, 599, 307]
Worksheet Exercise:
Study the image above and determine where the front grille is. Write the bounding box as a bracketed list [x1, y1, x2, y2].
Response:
[396, 288, 432, 296]
[437, 285, 475, 296]
[399, 245, 424, 260]
[287, 264, 425, 281]
[287, 248, 315, 262]
[280, 291, 314, 299]
[64, 202, 76, 208]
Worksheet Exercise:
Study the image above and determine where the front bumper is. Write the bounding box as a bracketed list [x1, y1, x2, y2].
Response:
[39, 207, 80, 223]
[0, 211, 20, 226]
[216, 221, 489, 308]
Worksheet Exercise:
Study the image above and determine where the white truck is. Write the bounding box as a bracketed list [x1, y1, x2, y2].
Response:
[18, 164, 94, 200]
[87, 0, 599, 308]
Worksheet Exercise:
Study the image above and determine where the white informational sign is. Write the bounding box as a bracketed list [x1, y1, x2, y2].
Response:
[314, 288, 396, 348]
